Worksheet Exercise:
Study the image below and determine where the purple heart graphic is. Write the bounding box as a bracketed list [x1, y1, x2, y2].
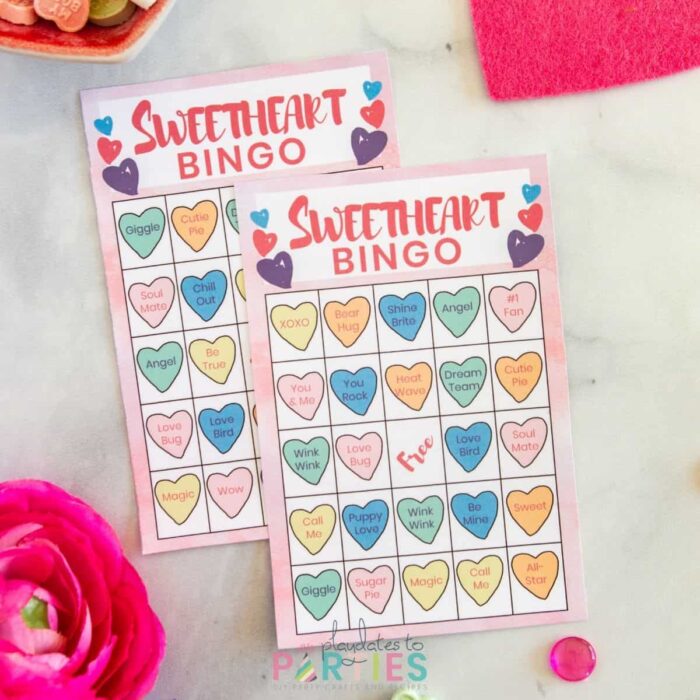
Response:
[351, 127, 388, 166]
[507, 229, 545, 268]
[102, 158, 139, 196]
[257, 251, 293, 289]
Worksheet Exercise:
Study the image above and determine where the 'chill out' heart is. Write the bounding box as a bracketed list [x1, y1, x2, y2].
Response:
[180, 270, 228, 322]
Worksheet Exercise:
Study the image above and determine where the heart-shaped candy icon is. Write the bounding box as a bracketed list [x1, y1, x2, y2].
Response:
[270, 302, 318, 351]
[500, 417, 548, 467]
[146, 410, 193, 458]
[444, 422, 492, 472]
[511, 552, 559, 600]
[522, 183, 541, 204]
[347, 565, 394, 614]
[250, 208, 270, 228]
[97, 137, 122, 165]
[154, 474, 200, 525]
[206, 467, 253, 518]
[335, 432, 383, 480]
[289, 504, 336, 555]
[277, 372, 325, 420]
[225, 199, 238, 232]
[171, 200, 218, 252]
[456, 555, 503, 606]
[384, 363, 433, 411]
[402, 560, 449, 611]
[378, 292, 426, 341]
[362, 80, 383, 100]
[198, 403, 245, 453]
[488, 282, 537, 333]
[506, 485, 554, 535]
[439, 358, 487, 408]
[351, 127, 388, 166]
[494, 352, 542, 402]
[283, 437, 330, 485]
[188, 336, 236, 384]
[360, 100, 385, 128]
[396, 496, 444, 544]
[294, 569, 342, 620]
[450, 491, 499, 539]
[432, 287, 481, 338]
[234, 269, 246, 300]
[507, 229, 544, 268]
[94, 116, 113, 136]
[180, 270, 228, 322]
[257, 252, 293, 289]
[342, 499, 389, 550]
[323, 297, 371, 347]
[128, 277, 174, 328]
[329, 367, 377, 416]
[136, 342, 183, 392]
[103, 158, 139, 196]
[118, 207, 165, 259]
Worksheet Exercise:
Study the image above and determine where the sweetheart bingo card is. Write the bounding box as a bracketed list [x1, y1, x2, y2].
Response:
[237, 156, 586, 647]
[80, 53, 399, 554]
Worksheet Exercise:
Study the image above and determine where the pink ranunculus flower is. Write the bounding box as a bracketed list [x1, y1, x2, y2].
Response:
[0, 480, 165, 700]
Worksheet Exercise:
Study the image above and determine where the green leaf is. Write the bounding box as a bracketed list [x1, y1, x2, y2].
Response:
[21, 596, 49, 630]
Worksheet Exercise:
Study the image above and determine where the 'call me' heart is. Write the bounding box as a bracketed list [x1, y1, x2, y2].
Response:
[323, 297, 371, 347]
[146, 410, 192, 458]
[518, 203, 543, 232]
[206, 467, 253, 518]
[171, 200, 218, 252]
[188, 336, 236, 384]
[347, 565, 394, 614]
[397, 496, 444, 544]
[277, 372, 325, 420]
[335, 432, 383, 480]
[456, 555, 503, 606]
[180, 270, 227, 322]
[444, 422, 492, 472]
[500, 417, 548, 467]
[506, 485, 554, 536]
[128, 277, 174, 328]
[440, 358, 487, 408]
[330, 367, 377, 416]
[137, 342, 183, 392]
[289, 504, 336, 555]
[342, 499, 389, 550]
[270, 302, 318, 351]
[511, 551, 559, 600]
[495, 352, 543, 403]
[432, 287, 481, 338]
[198, 403, 245, 453]
[488, 282, 537, 333]
[450, 491, 499, 539]
[378, 292, 426, 341]
[360, 100, 385, 128]
[154, 474, 200, 525]
[385, 363, 433, 411]
[295, 570, 342, 620]
[118, 207, 165, 259]
[97, 137, 122, 165]
[402, 560, 449, 611]
[283, 437, 330, 485]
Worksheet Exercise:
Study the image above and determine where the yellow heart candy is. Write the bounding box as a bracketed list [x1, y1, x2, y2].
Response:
[495, 351, 542, 402]
[402, 560, 449, 611]
[188, 336, 236, 384]
[385, 362, 433, 410]
[456, 555, 503, 606]
[235, 269, 246, 300]
[506, 486, 553, 536]
[323, 297, 371, 348]
[511, 551, 559, 600]
[171, 200, 218, 252]
[289, 504, 336, 555]
[270, 302, 318, 351]
[154, 474, 201, 525]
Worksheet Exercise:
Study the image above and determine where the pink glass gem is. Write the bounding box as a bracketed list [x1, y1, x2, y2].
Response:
[549, 636, 596, 681]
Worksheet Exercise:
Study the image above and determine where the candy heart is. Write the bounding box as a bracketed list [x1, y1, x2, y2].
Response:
[250, 208, 270, 228]
[323, 297, 371, 347]
[154, 474, 200, 525]
[495, 352, 543, 402]
[136, 342, 183, 392]
[180, 270, 227, 322]
[450, 491, 499, 539]
[128, 277, 174, 328]
[456, 555, 503, 606]
[511, 551, 559, 600]
[397, 496, 444, 544]
[225, 199, 238, 232]
[488, 282, 537, 333]
[234, 269, 246, 300]
[34, 0, 88, 31]
[294, 569, 342, 620]
[94, 116, 113, 136]
[508, 229, 544, 268]
[432, 287, 481, 338]
[518, 203, 543, 232]
[188, 336, 236, 384]
[402, 560, 449, 611]
[118, 207, 165, 259]
[362, 80, 383, 100]
[283, 436, 330, 485]
[97, 137, 122, 165]
[335, 432, 383, 480]
[500, 417, 548, 467]
[329, 367, 377, 416]
[444, 422, 492, 472]
[351, 127, 388, 166]
[257, 252, 293, 289]
[522, 183, 541, 204]
[277, 372, 325, 420]
[171, 200, 218, 252]
[253, 228, 277, 256]
[360, 99, 385, 128]
[206, 467, 253, 518]
[289, 504, 336, 555]
[439, 358, 487, 408]
[384, 363, 433, 411]
[347, 565, 394, 614]
[506, 485, 554, 536]
[146, 410, 192, 458]
[270, 302, 318, 351]
[378, 292, 426, 341]
[198, 403, 245, 453]
[342, 499, 389, 550]
[252, 405, 257, 424]
[102, 158, 139, 196]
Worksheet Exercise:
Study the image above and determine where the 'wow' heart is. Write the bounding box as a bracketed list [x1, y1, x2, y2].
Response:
[180, 270, 227, 322]
[283, 437, 330, 485]
[440, 358, 487, 408]
[444, 422, 492, 472]
[118, 207, 165, 259]
[433, 287, 481, 338]
[295, 570, 342, 620]
[451, 491, 499, 539]
[198, 403, 245, 453]
[330, 367, 377, 415]
[378, 292, 426, 341]
[137, 342, 183, 392]
[396, 496, 444, 544]
[342, 499, 389, 550]
[206, 467, 253, 518]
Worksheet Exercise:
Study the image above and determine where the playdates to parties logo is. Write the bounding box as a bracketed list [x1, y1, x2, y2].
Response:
[271, 622, 428, 691]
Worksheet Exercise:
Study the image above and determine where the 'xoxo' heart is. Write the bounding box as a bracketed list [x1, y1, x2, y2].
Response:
[342, 499, 389, 551]
[253, 229, 277, 256]
[198, 403, 245, 453]
[128, 277, 174, 328]
[97, 137, 122, 165]
[257, 252, 293, 289]
[444, 422, 492, 472]
[207, 467, 253, 518]
[295, 570, 342, 620]
[360, 100, 385, 128]
[330, 367, 377, 416]
[378, 292, 426, 341]
[335, 432, 383, 480]
[450, 491, 499, 539]
[270, 302, 318, 351]
[180, 270, 228, 322]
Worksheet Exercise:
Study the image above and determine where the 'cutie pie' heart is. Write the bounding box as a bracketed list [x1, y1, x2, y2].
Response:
[456, 555, 503, 606]
[378, 292, 426, 341]
[154, 474, 200, 525]
[188, 336, 236, 384]
[289, 504, 336, 555]
[198, 403, 245, 453]
[402, 560, 449, 611]
[118, 207, 165, 259]
[511, 551, 559, 600]
[432, 287, 481, 338]
[294, 570, 342, 620]
[206, 467, 253, 518]
[494, 352, 543, 403]
[397, 496, 444, 544]
[342, 499, 389, 551]
[444, 422, 492, 472]
[440, 358, 487, 408]
[171, 200, 218, 252]
[146, 410, 192, 458]
[136, 342, 183, 392]
[128, 277, 174, 328]
[283, 437, 330, 485]
[384, 363, 433, 411]
[450, 491, 499, 539]
[347, 565, 394, 614]
[500, 417, 548, 467]
[506, 485, 554, 536]
[270, 302, 318, 351]
[488, 282, 537, 333]
[329, 367, 377, 416]
[277, 372, 325, 420]
[335, 432, 383, 480]
[323, 297, 371, 347]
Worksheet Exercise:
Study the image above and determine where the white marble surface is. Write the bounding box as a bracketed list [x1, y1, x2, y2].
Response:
[1, 0, 699, 698]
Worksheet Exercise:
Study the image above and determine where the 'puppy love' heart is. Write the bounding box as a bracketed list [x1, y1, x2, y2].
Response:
[295, 570, 342, 620]
[342, 499, 389, 551]
[444, 422, 492, 472]
[495, 352, 543, 403]
[283, 437, 330, 485]
[440, 358, 487, 408]
[506, 485, 554, 536]
[511, 551, 559, 600]
[488, 282, 537, 333]
[118, 207, 165, 259]
[456, 555, 503, 606]
[378, 292, 426, 341]
[270, 302, 318, 351]
[323, 297, 371, 347]
[347, 565, 394, 614]
[289, 504, 336, 555]
[277, 372, 325, 420]
[198, 403, 245, 453]
[500, 417, 548, 467]
[128, 277, 174, 328]
[397, 496, 444, 544]
[206, 467, 253, 519]
[432, 287, 480, 338]
[450, 491, 499, 540]
[180, 270, 227, 322]
[154, 474, 200, 525]
[189, 336, 236, 384]
[137, 342, 183, 392]
[171, 200, 218, 252]
[402, 560, 449, 611]
[335, 432, 383, 480]
[146, 410, 192, 458]
[330, 367, 377, 416]
[385, 363, 433, 411]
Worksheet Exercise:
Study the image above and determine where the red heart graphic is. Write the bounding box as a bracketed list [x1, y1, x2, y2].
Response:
[97, 138, 122, 165]
[518, 204, 543, 232]
[360, 100, 385, 129]
[253, 229, 278, 256]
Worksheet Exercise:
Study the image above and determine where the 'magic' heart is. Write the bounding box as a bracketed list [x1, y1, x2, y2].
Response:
[347, 566, 394, 614]
[207, 467, 253, 518]
[198, 403, 245, 453]
[351, 127, 388, 166]
[97, 137, 122, 165]
[378, 292, 426, 341]
[283, 436, 330, 485]
[118, 207, 165, 259]
[518, 203, 543, 232]
[362, 80, 383, 100]
[360, 100, 385, 128]
[295, 570, 342, 620]
[137, 342, 183, 392]
[94, 116, 113, 136]
[180, 270, 227, 322]
[433, 287, 481, 338]
[154, 474, 200, 525]
[250, 208, 270, 228]
[507, 229, 544, 268]
[330, 367, 377, 416]
[522, 183, 541, 204]
[128, 277, 174, 328]
[103, 158, 139, 196]
[277, 372, 325, 420]
[402, 560, 449, 611]
[257, 252, 293, 289]
[335, 432, 383, 480]
[440, 358, 487, 408]
[444, 422, 492, 472]
[342, 499, 389, 551]
[397, 496, 444, 544]
[451, 491, 499, 539]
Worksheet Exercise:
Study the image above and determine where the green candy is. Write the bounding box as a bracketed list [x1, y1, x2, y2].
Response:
[433, 286, 481, 337]
[118, 207, 165, 259]
[283, 437, 330, 485]
[397, 496, 444, 544]
[294, 570, 342, 620]
[440, 357, 487, 407]
[137, 342, 183, 392]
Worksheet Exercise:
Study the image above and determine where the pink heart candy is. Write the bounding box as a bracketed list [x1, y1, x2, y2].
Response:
[500, 417, 548, 467]
[347, 565, 394, 614]
[146, 411, 192, 459]
[206, 467, 253, 518]
[276, 372, 325, 420]
[128, 277, 175, 329]
[488, 281, 537, 333]
[335, 432, 383, 480]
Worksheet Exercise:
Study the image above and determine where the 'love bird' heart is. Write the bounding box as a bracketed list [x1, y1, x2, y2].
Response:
[198, 403, 245, 453]
[444, 422, 492, 472]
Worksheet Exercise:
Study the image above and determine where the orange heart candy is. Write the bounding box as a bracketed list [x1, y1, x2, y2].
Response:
[171, 200, 218, 252]
[511, 551, 559, 600]
[34, 0, 89, 32]
[495, 351, 542, 402]
[385, 363, 433, 411]
[506, 485, 554, 535]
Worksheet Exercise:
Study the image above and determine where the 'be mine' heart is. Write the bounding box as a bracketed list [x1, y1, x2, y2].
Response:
[253, 229, 277, 256]
[335, 432, 383, 480]
[277, 372, 325, 420]
[97, 137, 122, 165]
[128, 277, 174, 328]
[351, 127, 388, 166]
[295, 570, 342, 620]
[198, 403, 245, 453]
[495, 352, 543, 403]
[444, 422, 492, 472]
[506, 485, 554, 536]
[323, 297, 371, 347]
[206, 467, 253, 519]
[500, 417, 548, 467]
[103, 158, 139, 196]
[137, 342, 183, 392]
[456, 555, 503, 606]
[347, 565, 394, 614]
[385, 363, 433, 411]
[440, 358, 487, 408]
[283, 436, 330, 485]
[488, 282, 537, 333]
[342, 499, 389, 551]
[154, 474, 200, 525]
[171, 200, 218, 252]
[146, 410, 192, 458]
[518, 203, 543, 232]
[188, 336, 236, 384]
[257, 252, 293, 289]
[378, 292, 426, 341]
[508, 229, 544, 268]
[181, 270, 227, 322]
[289, 504, 336, 555]
[402, 560, 449, 611]
[330, 367, 377, 416]
[360, 100, 385, 128]
[118, 207, 165, 259]
[397, 496, 444, 544]
[450, 491, 499, 539]
[511, 552, 559, 600]
[270, 302, 318, 351]
[433, 287, 481, 338]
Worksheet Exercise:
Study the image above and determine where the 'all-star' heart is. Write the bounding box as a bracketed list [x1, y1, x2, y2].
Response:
[351, 127, 388, 166]
[444, 422, 492, 472]
[342, 499, 389, 550]
[507, 230, 545, 268]
[198, 403, 245, 453]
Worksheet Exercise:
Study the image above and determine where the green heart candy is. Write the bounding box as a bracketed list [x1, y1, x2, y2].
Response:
[433, 286, 481, 337]
[118, 207, 165, 259]
[294, 569, 342, 620]
[440, 357, 487, 408]
[283, 437, 330, 485]
[137, 342, 183, 392]
[396, 496, 444, 544]
[225, 199, 238, 233]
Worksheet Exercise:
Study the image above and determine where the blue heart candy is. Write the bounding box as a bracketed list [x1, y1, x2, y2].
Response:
[250, 209, 270, 228]
[522, 183, 541, 204]
[198, 403, 245, 453]
[330, 367, 377, 415]
[363, 80, 383, 100]
[342, 499, 389, 550]
[181, 270, 227, 321]
[450, 491, 499, 539]
[94, 116, 113, 136]
[378, 292, 426, 341]
[444, 423, 492, 472]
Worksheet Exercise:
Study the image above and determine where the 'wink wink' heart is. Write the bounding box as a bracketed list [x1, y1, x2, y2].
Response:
[397, 496, 444, 544]
[283, 437, 330, 485]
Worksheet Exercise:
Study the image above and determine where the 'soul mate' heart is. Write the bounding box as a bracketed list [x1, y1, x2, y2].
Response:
[128, 277, 174, 328]
[506, 485, 554, 536]
[444, 422, 492, 472]
[378, 292, 426, 341]
[511, 551, 559, 600]
[289, 504, 336, 555]
[137, 342, 183, 393]
[154, 474, 200, 525]
[397, 496, 444, 544]
[440, 358, 487, 408]
[488, 282, 537, 333]
[495, 352, 543, 403]
[433, 287, 481, 338]
[225, 199, 238, 232]
[323, 297, 371, 348]
[342, 499, 389, 551]
[347, 565, 394, 614]
[500, 417, 548, 467]
[234, 269, 246, 300]
[188, 336, 236, 384]
[456, 555, 503, 606]
[330, 367, 377, 416]
[118, 207, 165, 259]
[277, 372, 325, 420]
[145, 410, 192, 458]
[385, 363, 433, 411]
[206, 467, 253, 519]
[335, 432, 383, 480]
[402, 560, 449, 611]
[450, 491, 499, 540]
[270, 302, 318, 351]
[295, 569, 342, 620]
[283, 436, 330, 486]
[171, 200, 218, 252]
[180, 270, 227, 322]
[198, 403, 245, 453]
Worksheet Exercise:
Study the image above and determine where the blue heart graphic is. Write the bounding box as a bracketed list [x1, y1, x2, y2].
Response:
[94, 116, 113, 136]
[330, 367, 377, 415]
[450, 491, 498, 539]
[198, 403, 245, 453]
[181, 270, 227, 321]
[342, 499, 389, 550]
[445, 423, 492, 472]
[363, 80, 382, 100]
[522, 183, 541, 204]
[250, 209, 270, 228]
[378, 292, 426, 341]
